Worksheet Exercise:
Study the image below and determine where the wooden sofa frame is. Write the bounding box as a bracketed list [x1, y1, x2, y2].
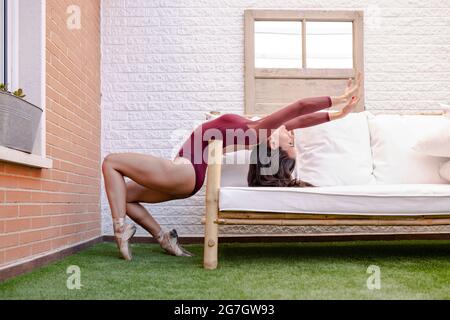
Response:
[202, 136, 450, 270]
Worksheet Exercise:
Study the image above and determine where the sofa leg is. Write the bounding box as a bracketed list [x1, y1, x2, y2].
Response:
[204, 219, 218, 270]
[203, 139, 223, 270]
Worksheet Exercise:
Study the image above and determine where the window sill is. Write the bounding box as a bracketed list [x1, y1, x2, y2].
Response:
[0, 145, 53, 169]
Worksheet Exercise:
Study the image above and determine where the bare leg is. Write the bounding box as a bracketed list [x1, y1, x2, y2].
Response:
[125, 180, 194, 257]
[102, 153, 196, 259]
[126, 203, 162, 238]
[102, 162, 128, 221]
[102, 153, 195, 221]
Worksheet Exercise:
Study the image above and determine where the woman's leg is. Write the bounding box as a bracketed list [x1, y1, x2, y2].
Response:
[126, 203, 162, 237]
[125, 181, 194, 257]
[125, 180, 179, 238]
[102, 153, 196, 221]
[102, 153, 196, 259]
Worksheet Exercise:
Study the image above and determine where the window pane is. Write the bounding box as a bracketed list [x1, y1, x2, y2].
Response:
[255, 21, 302, 69]
[306, 21, 353, 69]
[0, 0, 4, 83]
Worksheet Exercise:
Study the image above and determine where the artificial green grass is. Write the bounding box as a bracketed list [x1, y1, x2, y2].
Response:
[0, 240, 449, 300]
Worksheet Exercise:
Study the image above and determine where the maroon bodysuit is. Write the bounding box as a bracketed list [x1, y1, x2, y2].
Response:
[177, 96, 332, 196]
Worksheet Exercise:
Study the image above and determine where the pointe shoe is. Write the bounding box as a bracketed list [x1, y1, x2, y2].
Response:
[157, 229, 195, 257]
[114, 219, 137, 261]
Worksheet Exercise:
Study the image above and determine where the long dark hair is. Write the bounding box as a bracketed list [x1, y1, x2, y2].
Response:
[247, 142, 315, 188]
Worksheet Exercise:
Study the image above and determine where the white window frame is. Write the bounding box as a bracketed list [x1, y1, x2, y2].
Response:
[0, 0, 52, 169]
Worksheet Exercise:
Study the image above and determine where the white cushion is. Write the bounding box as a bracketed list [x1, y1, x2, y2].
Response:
[295, 111, 376, 186]
[439, 103, 450, 119]
[219, 115, 261, 187]
[219, 184, 450, 215]
[367, 113, 449, 184]
[220, 149, 252, 187]
[439, 160, 450, 182]
[412, 118, 450, 157]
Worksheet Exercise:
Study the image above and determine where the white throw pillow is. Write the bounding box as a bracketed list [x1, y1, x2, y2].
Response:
[439, 103, 450, 119]
[411, 117, 450, 157]
[368, 113, 449, 184]
[295, 111, 376, 187]
[219, 115, 262, 187]
[439, 160, 450, 182]
[220, 149, 252, 187]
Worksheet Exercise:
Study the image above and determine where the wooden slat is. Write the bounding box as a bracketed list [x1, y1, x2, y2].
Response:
[255, 78, 347, 103]
[218, 212, 450, 220]
[302, 19, 307, 68]
[244, 10, 256, 115]
[255, 68, 354, 79]
[247, 9, 361, 21]
[215, 218, 450, 227]
[353, 11, 365, 112]
[242, 111, 445, 118]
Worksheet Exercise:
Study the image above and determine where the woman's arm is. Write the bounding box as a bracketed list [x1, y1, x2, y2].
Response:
[284, 112, 330, 131]
[251, 96, 334, 131]
[284, 96, 361, 130]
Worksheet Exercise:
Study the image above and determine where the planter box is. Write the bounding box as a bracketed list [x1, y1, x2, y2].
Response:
[0, 91, 43, 154]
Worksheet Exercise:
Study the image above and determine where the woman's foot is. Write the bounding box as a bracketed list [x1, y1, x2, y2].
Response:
[343, 72, 362, 102]
[157, 229, 194, 257]
[114, 218, 137, 261]
[331, 72, 362, 106]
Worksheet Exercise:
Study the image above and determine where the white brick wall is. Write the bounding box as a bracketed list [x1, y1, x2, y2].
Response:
[101, 0, 450, 236]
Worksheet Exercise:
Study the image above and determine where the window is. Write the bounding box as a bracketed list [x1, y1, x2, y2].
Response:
[306, 21, 353, 69]
[245, 10, 364, 115]
[1, 0, 4, 84]
[1, 0, 19, 90]
[0, 0, 50, 168]
[255, 21, 303, 69]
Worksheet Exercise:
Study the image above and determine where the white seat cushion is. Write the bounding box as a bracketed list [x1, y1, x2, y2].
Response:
[368, 113, 449, 184]
[295, 111, 376, 186]
[219, 184, 450, 215]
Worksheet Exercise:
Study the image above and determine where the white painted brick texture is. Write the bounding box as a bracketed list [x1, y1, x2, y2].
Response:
[101, 0, 450, 236]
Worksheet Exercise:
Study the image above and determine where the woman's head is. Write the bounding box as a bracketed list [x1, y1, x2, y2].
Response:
[247, 141, 315, 188]
[267, 125, 297, 159]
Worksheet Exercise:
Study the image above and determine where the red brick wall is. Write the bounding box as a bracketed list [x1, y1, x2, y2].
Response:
[0, 0, 101, 268]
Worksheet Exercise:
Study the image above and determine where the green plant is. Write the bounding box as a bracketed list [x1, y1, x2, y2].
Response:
[13, 88, 26, 98]
[0, 83, 8, 92]
[0, 83, 26, 99]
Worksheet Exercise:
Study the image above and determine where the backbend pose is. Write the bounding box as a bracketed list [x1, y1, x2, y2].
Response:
[102, 73, 362, 260]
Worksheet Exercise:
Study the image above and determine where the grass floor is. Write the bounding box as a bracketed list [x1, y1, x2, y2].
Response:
[0, 240, 449, 300]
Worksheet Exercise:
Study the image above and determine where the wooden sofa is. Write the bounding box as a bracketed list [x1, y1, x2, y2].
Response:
[202, 114, 450, 269]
